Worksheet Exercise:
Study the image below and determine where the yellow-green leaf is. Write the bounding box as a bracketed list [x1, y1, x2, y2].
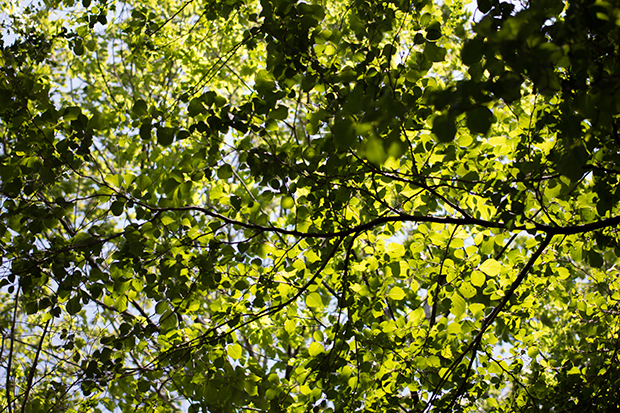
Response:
[479, 259, 502, 277]
[451, 293, 466, 318]
[459, 282, 477, 299]
[306, 292, 323, 308]
[309, 341, 324, 356]
[284, 319, 296, 333]
[471, 270, 486, 287]
[386, 242, 405, 258]
[388, 286, 406, 301]
[227, 343, 243, 360]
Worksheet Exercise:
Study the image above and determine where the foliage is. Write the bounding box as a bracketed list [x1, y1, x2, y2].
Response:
[1, 0, 620, 411]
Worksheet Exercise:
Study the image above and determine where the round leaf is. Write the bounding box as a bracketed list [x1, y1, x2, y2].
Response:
[308, 341, 324, 356]
[227, 343, 243, 360]
[306, 292, 324, 308]
[479, 259, 502, 277]
[388, 286, 406, 301]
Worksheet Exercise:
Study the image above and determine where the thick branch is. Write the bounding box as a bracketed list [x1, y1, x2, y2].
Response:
[138, 200, 620, 238]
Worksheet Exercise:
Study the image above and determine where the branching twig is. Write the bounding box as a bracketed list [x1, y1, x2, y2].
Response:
[20, 317, 52, 413]
[5, 286, 20, 413]
[425, 232, 553, 411]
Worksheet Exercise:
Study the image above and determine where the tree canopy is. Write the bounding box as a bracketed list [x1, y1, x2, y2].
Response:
[2, 0, 620, 411]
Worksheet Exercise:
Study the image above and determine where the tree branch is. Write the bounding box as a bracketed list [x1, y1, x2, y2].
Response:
[20, 317, 52, 413]
[426, 232, 553, 411]
[5, 286, 20, 413]
[136, 199, 620, 238]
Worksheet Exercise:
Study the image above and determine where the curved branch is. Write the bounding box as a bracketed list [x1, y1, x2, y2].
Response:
[137, 199, 620, 238]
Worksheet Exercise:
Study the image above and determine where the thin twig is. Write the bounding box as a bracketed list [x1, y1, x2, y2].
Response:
[21, 317, 52, 413]
[5, 286, 20, 413]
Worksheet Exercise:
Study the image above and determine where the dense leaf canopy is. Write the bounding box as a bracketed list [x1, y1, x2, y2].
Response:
[2, 0, 620, 411]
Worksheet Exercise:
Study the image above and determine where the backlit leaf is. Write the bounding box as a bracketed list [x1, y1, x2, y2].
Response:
[227, 343, 243, 360]
[306, 292, 323, 308]
[471, 270, 486, 287]
[479, 259, 502, 277]
[388, 286, 406, 301]
[451, 293, 466, 318]
[309, 341, 324, 356]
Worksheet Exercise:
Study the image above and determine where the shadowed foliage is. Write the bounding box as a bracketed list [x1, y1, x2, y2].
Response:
[1, 0, 620, 411]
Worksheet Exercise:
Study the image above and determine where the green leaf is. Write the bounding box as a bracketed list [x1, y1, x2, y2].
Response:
[254, 70, 276, 95]
[388, 286, 406, 301]
[132, 99, 148, 117]
[114, 294, 128, 312]
[461, 37, 485, 66]
[284, 319, 296, 333]
[217, 164, 233, 179]
[63, 106, 82, 121]
[176, 129, 190, 140]
[386, 243, 405, 258]
[111, 200, 125, 216]
[25, 301, 38, 314]
[269, 105, 288, 120]
[493, 71, 523, 102]
[365, 136, 388, 165]
[157, 126, 175, 146]
[135, 174, 152, 191]
[479, 259, 502, 277]
[471, 271, 486, 287]
[381, 320, 397, 333]
[160, 309, 177, 331]
[466, 107, 493, 135]
[281, 196, 295, 209]
[66, 297, 82, 315]
[308, 341, 324, 356]
[227, 343, 243, 360]
[140, 118, 152, 140]
[423, 42, 447, 62]
[234, 279, 248, 290]
[306, 292, 324, 308]
[477, 0, 492, 13]
[587, 250, 604, 268]
[73, 39, 84, 55]
[137, 380, 151, 392]
[432, 113, 456, 142]
[188, 98, 207, 117]
[332, 117, 356, 151]
[451, 293, 466, 318]
[459, 282, 477, 299]
[425, 21, 442, 41]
